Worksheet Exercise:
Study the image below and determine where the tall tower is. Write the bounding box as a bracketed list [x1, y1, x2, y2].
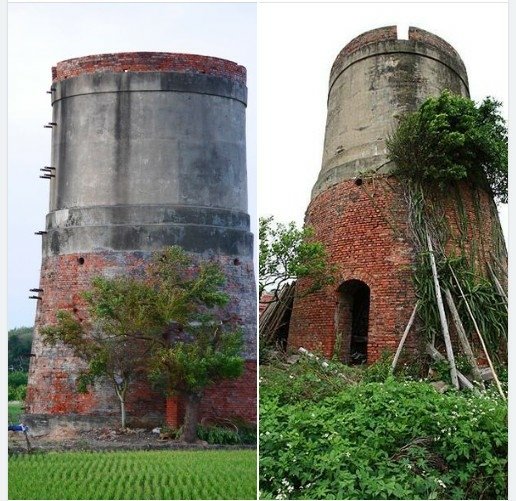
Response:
[288, 27, 505, 363]
[25, 52, 256, 433]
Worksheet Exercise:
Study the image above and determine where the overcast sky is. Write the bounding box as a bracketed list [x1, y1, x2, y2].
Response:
[258, 3, 508, 234]
[7, 2, 257, 329]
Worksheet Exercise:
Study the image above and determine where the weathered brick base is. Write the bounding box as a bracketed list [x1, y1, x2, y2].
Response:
[165, 360, 257, 428]
[288, 176, 505, 364]
[26, 250, 256, 430]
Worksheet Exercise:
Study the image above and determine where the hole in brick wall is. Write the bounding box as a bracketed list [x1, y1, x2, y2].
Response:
[336, 279, 370, 365]
[233, 258, 241, 265]
[77, 257, 85, 265]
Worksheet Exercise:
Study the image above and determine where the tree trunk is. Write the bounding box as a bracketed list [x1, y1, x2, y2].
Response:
[180, 392, 202, 443]
[114, 383, 127, 430]
[120, 397, 126, 429]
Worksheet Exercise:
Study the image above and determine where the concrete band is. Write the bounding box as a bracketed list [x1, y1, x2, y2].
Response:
[44, 225, 253, 257]
[46, 205, 250, 231]
[329, 40, 469, 93]
[44, 205, 252, 256]
[52, 71, 248, 106]
[311, 154, 390, 198]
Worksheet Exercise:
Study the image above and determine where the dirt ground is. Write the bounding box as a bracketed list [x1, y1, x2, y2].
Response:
[8, 427, 255, 454]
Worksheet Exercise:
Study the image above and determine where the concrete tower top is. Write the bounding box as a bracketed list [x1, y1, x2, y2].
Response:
[329, 26, 468, 93]
[52, 52, 247, 85]
[312, 26, 470, 199]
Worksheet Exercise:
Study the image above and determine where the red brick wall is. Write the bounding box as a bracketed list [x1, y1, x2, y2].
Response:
[409, 27, 463, 63]
[26, 250, 256, 425]
[330, 26, 397, 80]
[52, 52, 246, 84]
[200, 360, 257, 424]
[165, 360, 257, 428]
[165, 396, 183, 429]
[288, 177, 503, 364]
[25, 252, 163, 421]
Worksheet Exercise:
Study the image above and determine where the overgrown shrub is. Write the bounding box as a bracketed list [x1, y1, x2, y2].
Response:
[197, 423, 256, 445]
[260, 378, 507, 499]
[260, 356, 362, 406]
[8, 371, 28, 402]
[8, 371, 28, 387]
[387, 91, 507, 203]
[8, 384, 27, 402]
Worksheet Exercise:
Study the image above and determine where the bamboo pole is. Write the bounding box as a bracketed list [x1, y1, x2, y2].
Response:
[425, 344, 474, 390]
[448, 265, 506, 400]
[391, 302, 418, 373]
[426, 232, 459, 389]
[444, 288, 485, 389]
[487, 261, 508, 306]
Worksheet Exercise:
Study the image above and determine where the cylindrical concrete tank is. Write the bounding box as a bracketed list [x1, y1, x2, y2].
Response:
[26, 53, 256, 433]
[288, 27, 506, 364]
[314, 26, 469, 197]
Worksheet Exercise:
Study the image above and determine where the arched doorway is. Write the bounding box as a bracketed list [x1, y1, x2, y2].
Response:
[335, 280, 370, 364]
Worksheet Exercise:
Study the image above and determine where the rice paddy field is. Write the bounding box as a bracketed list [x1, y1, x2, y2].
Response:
[9, 449, 257, 500]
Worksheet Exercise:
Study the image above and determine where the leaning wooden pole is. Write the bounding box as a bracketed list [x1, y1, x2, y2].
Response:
[426, 232, 459, 389]
[391, 302, 418, 373]
[444, 288, 485, 389]
[487, 261, 508, 307]
[449, 265, 506, 400]
[426, 343, 474, 390]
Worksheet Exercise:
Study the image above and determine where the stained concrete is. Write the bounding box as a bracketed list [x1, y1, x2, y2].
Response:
[44, 70, 251, 257]
[312, 36, 470, 198]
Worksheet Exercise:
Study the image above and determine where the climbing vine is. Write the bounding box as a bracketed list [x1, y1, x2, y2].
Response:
[404, 182, 507, 364]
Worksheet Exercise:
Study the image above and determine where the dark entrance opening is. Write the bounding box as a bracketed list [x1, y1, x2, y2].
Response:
[335, 280, 370, 365]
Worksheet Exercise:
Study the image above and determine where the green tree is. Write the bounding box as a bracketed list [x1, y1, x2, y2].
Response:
[387, 90, 508, 203]
[145, 247, 244, 443]
[8, 327, 33, 372]
[259, 216, 334, 300]
[41, 278, 157, 429]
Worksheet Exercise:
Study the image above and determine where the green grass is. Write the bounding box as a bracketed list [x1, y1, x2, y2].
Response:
[9, 449, 257, 499]
[8, 402, 23, 423]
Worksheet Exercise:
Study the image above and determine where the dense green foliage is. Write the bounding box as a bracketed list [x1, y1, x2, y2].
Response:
[260, 361, 507, 500]
[8, 371, 28, 402]
[8, 327, 33, 372]
[9, 449, 257, 500]
[387, 91, 508, 203]
[197, 424, 256, 445]
[259, 216, 334, 298]
[8, 402, 23, 423]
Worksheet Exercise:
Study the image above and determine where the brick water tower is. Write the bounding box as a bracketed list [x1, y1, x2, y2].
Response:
[25, 52, 256, 433]
[288, 27, 506, 364]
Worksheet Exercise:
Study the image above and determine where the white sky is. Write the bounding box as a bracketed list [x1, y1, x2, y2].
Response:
[258, 3, 508, 236]
[6, 2, 257, 329]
